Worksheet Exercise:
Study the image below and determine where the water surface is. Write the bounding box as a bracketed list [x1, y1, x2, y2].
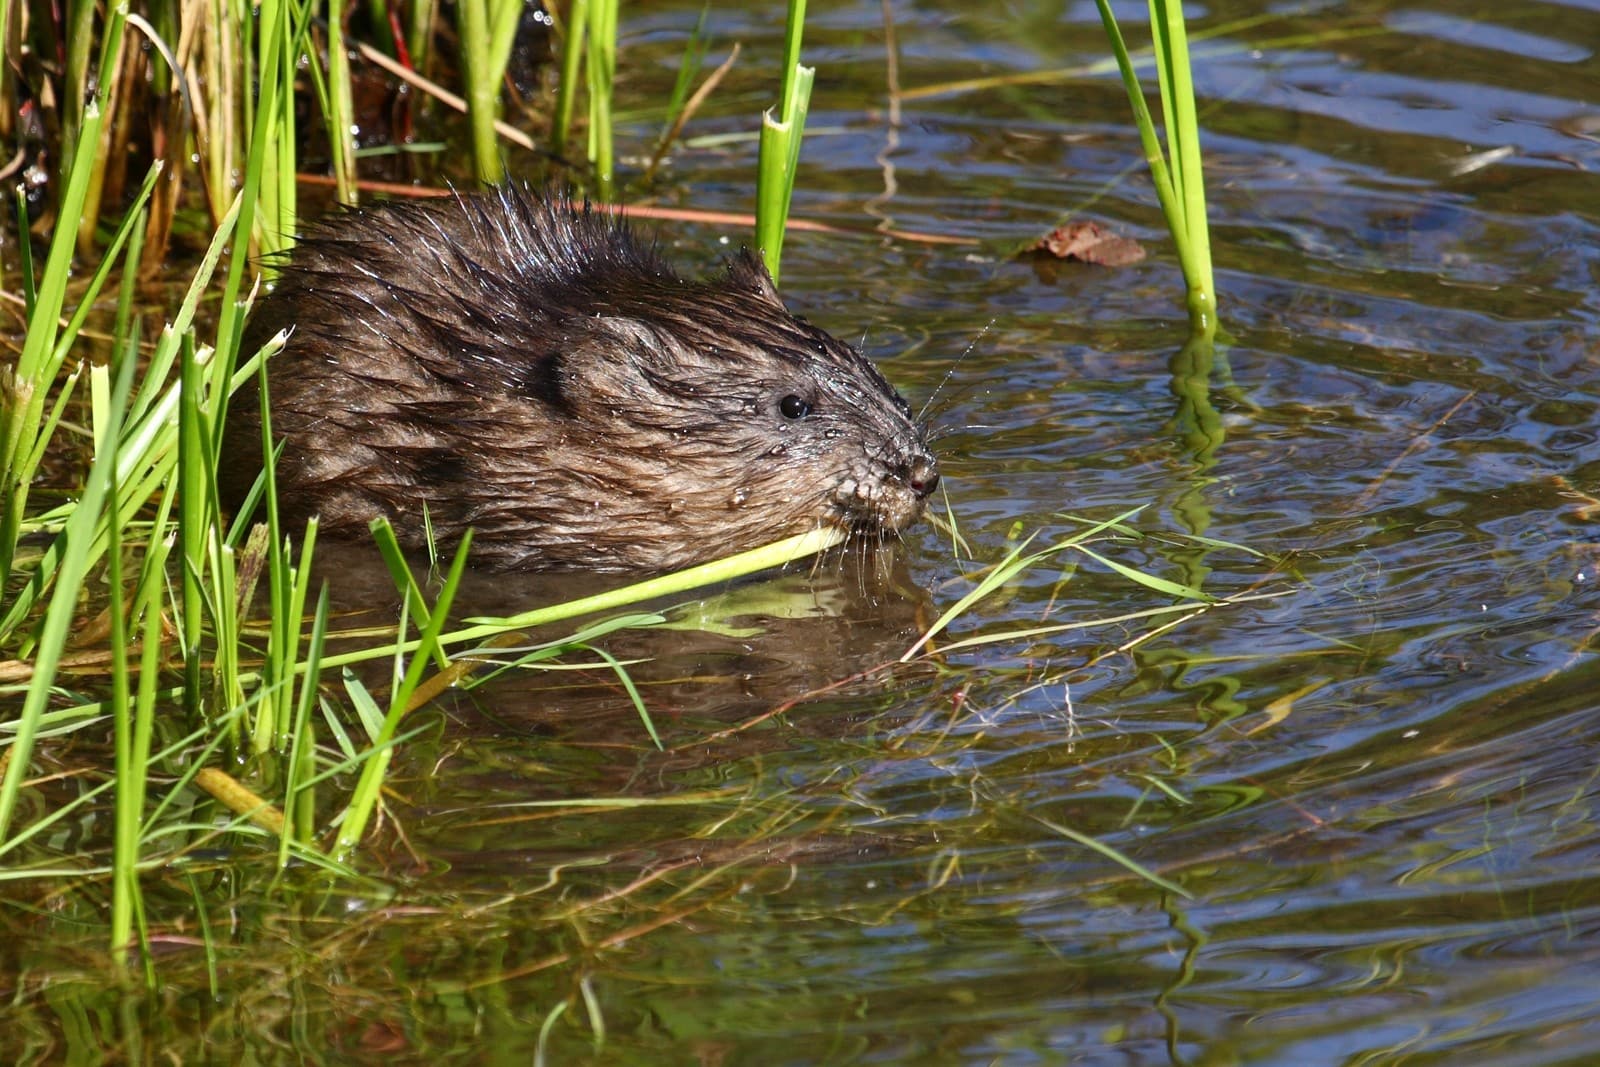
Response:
[9, 2, 1600, 1063]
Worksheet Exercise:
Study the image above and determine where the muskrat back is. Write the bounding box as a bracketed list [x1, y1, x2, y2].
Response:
[220, 187, 939, 571]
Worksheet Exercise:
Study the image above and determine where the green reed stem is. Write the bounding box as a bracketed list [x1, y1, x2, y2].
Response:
[106, 393, 134, 969]
[755, 0, 813, 284]
[258, 517, 318, 754]
[12, 187, 34, 317]
[60, 0, 97, 223]
[1093, 0, 1216, 337]
[312, 526, 847, 675]
[552, 0, 587, 158]
[278, 585, 329, 862]
[406, 0, 438, 81]
[361, 0, 395, 54]
[458, 0, 522, 184]
[655, 5, 709, 150]
[325, 0, 359, 204]
[585, 0, 617, 197]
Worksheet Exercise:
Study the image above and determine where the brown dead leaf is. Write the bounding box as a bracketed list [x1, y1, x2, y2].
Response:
[1025, 219, 1146, 267]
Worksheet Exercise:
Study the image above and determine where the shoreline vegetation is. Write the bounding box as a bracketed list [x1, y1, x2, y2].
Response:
[0, 0, 1220, 1019]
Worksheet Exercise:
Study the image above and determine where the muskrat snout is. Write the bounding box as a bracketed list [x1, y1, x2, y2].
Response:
[220, 186, 939, 572]
[905, 455, 940, 500]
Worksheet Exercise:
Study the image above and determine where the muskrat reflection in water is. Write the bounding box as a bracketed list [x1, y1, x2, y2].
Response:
[220, 187, 939, 571]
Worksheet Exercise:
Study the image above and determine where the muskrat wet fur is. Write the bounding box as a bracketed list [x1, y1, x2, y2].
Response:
[220, 187, 939, 571]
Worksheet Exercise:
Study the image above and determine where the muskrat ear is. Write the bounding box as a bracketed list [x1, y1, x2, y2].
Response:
[728, 249, 786, 309]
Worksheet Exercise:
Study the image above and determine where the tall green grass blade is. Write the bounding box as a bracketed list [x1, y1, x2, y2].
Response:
[361, 0, 396, 54]
[367, 519, 447, 670]
[258, 518, 319, 754]
[334, 530, 473, 859]
[1, 162, 160, 649]
[215, 0, 296, 355]
[2, 189, 239, 650]
[552, 0, 588, 157]
[55, 164, 164, 350]
[657, 5, 710, 147]
[1149, 0, 1213, 330]
[12, 187, 34, 317]
[106, 404, 135, 969]
[585, 0, 618, 196]
[59, 0, 99, 224]
[278, 585, 330, 865]
[113, 216, 147, 346]
[406, 0, 439, 82]
[324, 0, 360, 204]
[178, 333, 209, 719]
[0, 98, 104, 583]
[0, 351, 139, 844]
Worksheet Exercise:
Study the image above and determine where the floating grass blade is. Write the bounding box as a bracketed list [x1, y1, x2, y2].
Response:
[900, 507, 1147, 662]
[584, 644, 661, 749]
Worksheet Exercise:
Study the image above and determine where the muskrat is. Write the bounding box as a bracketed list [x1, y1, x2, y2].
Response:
[220, 187, 939, 571]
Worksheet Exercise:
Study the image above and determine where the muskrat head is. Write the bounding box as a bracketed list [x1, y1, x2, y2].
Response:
[222, 188, 939, 572]
[492, 248, 941, 570]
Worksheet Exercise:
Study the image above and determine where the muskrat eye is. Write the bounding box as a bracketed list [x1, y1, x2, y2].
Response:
[780, 394, 813, 420]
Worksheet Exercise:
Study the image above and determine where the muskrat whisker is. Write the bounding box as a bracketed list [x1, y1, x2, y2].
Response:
[914, 319, 990, 425]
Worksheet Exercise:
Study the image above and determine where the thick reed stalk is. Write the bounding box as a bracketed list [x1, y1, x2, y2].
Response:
[1093, 0, 1217, 338]
[754, 0, 813, 284]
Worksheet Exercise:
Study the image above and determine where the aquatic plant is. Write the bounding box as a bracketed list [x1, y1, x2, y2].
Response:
[755, 0, 814, 283]
[1093, 0, 1217, 337]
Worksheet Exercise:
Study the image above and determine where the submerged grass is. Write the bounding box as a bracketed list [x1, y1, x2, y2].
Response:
[0, 0, 1223, 1038]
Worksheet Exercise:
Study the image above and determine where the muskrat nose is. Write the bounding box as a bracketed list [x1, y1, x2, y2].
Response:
[906, 455, 940, 499]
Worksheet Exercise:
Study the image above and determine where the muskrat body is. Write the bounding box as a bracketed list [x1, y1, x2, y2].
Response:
[220, 187, 938, 571]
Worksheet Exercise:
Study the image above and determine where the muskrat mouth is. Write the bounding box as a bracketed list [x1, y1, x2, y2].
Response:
[831, 456, 939, 536]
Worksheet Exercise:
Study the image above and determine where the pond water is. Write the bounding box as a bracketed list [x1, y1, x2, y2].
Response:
[10, 0, 1600, 1063]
